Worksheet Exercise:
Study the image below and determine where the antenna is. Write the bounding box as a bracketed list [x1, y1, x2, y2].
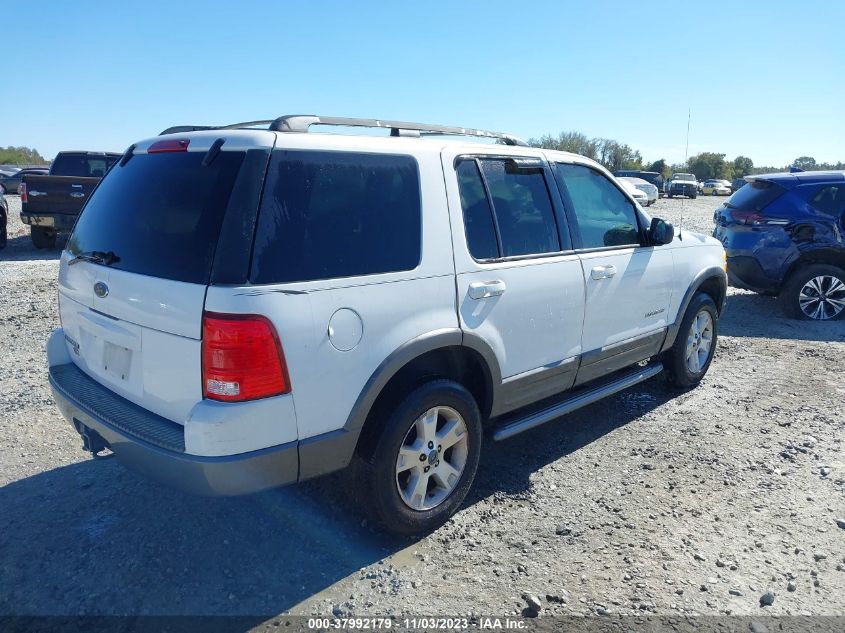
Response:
[678, 108, 691, 241]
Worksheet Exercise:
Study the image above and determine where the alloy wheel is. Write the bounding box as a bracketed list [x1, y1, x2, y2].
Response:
[685, 310, 714, 374]
[395, 406, 469, 511]
[798, 275, 845, 320]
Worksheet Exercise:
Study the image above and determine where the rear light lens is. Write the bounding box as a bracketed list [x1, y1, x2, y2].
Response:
[20, 182, 27, 203]
[148, 138, 190, 153]
[729, 210, 790, 226]
[202, 313, 290, 402]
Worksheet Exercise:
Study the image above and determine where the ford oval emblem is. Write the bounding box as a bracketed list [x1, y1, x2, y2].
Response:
[94, 282, 109, 298]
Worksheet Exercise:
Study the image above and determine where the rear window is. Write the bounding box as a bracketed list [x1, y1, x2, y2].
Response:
[250, 151, 421, 284]
[51, 153, 118, 178]
[68, 151, 245, 284]
[727, 179, 785, 212]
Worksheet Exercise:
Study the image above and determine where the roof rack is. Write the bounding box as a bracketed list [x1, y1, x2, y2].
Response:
[159, 115, 527, 146]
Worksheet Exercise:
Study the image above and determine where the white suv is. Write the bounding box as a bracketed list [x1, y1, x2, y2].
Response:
[47, 115, 727, 534]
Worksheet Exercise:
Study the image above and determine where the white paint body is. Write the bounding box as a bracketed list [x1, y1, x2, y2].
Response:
[52, 129, 725, 458]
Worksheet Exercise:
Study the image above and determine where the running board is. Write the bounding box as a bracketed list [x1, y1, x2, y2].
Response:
[491, 363, 664, 441]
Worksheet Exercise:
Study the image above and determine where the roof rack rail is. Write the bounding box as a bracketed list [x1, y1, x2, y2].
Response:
[159, 116, 528, 146]
[269, 115, 528, 146]
[159, 121, 274, 136]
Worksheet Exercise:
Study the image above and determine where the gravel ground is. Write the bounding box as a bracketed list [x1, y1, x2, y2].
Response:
[1, 193, 844, 622]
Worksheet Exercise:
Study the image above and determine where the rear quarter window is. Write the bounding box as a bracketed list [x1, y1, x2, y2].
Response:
[250, 151, 422, 284]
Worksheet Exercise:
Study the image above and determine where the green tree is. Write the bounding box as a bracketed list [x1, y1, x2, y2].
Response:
[793, 156, 817, 170]
[0, 146, 48, 165]
[594, 139, 642, 172]
[528, 132, 598, 160]
[646, 159, 671, 179]
[687, 152, 731, 180]
[732, 156, 754, 178]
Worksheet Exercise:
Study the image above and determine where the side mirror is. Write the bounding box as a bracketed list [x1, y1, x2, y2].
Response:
[649, 217, 674, 245]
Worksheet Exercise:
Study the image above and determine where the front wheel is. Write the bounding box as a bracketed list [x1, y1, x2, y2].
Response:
[779, 264, 845, 321]
[665, 293, 718, 387]
[351, 380, 483, 535]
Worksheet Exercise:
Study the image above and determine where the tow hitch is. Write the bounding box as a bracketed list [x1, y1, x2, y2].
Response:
[73, 419, 114, 459]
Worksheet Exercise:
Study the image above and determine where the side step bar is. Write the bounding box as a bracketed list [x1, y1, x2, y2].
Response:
[492, 363, 664, 441]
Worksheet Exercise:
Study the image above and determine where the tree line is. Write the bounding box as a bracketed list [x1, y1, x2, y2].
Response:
[0, 146, 49, 166]
[527, 131, 844, 182]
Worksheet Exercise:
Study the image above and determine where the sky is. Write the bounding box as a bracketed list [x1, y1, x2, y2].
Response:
[2, 0, 844, 167]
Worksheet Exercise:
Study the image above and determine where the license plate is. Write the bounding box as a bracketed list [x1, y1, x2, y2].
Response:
[103, 342, 132, 381]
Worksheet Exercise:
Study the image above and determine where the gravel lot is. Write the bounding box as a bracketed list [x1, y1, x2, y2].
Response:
[1, 193, 844, 622]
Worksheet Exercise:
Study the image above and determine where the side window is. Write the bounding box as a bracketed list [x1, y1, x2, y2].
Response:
[809, 185, 845, 216]
[455, 157, 562, 259]
[456, 160, 498, 260]
[554, 163, 641, 249]
[250, 151, 421, 284]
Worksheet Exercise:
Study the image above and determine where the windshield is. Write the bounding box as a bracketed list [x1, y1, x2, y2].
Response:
[68, 151, 245, 284]
[674, 174, 695, 181]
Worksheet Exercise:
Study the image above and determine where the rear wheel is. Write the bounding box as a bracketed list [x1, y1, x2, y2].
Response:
[779, 264, 845, 320]
[0, 213, 6, 250]
[31, 226, 56, 249]
[351, 380, 482, 535]
[665, 293, 718, 387]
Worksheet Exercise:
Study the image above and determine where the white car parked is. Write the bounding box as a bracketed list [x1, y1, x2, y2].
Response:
[47, 115, 728, 534]
[618, 176, 658, 206]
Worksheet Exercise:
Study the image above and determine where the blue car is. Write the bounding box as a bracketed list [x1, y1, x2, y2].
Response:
[713, 171, 845, 320]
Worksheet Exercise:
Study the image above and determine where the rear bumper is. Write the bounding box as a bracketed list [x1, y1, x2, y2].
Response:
[725, 255, 780, 293]
[20, 212, 77, 231]
[49, 361, 299, 495]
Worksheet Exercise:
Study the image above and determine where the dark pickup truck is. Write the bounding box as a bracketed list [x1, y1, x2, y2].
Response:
[20, 151, 121, 248]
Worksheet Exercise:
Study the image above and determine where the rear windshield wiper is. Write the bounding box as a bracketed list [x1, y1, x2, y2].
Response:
[68, 250, 120, 266]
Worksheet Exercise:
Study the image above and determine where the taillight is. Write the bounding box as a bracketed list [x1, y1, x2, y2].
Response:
[20, 182, 27, 203]
[148, 138, 190, 153]
[730, 210, 789, 226]
[202, 312, 290, 402]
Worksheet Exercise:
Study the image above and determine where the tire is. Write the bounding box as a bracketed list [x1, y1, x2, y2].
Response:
[664, 292, 718, 388]
[779, 264, 845, 321]
[667, 193, 674, 199]
[350, 379, 483, 535]
[0, 214, 6, 250]
[691, 194, 697, 199]
[31, 226, 57, 249]
[712, 190, 718, 196]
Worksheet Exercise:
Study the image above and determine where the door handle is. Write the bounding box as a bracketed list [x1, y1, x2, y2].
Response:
[591, 265, 617, 280]
[468, 280, 507, 300]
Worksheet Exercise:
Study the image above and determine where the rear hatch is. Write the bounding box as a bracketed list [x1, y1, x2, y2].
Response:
[58, 132, 274, 423]
[714, 178, 787, 228]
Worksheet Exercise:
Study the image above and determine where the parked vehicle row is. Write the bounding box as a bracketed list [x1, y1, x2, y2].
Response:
[46, 115, 727, 534]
